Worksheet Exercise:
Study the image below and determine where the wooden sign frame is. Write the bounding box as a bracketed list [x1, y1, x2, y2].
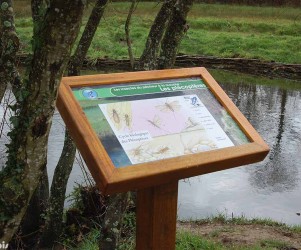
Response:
[57, 67, 269, 195]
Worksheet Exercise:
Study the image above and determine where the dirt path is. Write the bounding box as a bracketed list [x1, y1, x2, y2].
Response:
[177, 221, 301, 249]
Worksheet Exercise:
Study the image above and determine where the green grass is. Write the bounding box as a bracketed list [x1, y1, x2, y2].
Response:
[260, 239, 292, 249]
[67, 230, 241, 250]
[188, 4, 301, 21]
[73, 229, 100, 250]
[70, 228, 296, 250]
[176, 231, 224, 250]
[14, 2, 301, 64]
[181, 29, 301, 63]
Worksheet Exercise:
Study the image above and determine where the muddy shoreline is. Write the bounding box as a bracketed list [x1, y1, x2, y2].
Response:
[178, 220, 301, 249]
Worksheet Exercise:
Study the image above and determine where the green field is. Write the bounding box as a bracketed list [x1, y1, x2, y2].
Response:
[14, 2, 301, 64]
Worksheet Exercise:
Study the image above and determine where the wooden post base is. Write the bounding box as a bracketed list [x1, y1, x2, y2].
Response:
[136, 181, 178, 250]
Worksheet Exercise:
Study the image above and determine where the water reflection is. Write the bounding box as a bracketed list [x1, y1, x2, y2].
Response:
[179, 75, 301, 225]
[248, 89, 298, 192]
[227, 86, 299, 193]
[0, 91, 13, 169]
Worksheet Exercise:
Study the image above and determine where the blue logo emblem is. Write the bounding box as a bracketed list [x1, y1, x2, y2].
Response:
[82, 88, 98, 99]
[191, 96, 199, 106]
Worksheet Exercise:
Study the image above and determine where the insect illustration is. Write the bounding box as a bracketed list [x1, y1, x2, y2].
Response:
[128, 143, 153, 163]
[122, 102, 132, 130]
[154, 146, 170, 155]
[124, 114, 132, 128]
[146, 115, 162, 129]
[146, 115, 170, 134]
[151, 145, 175, 160]
[130, 144, 145, 158]
[180, 133, 195, 154]
[112, 109, 120, 123]
[156, 98, 181, 113]
[184, 117, 200, 130]
[107, 103, 122, 130]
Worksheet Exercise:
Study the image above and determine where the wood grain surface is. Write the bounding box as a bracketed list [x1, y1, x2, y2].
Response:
[136, 181, 178, 250]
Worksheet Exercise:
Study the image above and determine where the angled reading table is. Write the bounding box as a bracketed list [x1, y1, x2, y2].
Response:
[57, 67, 269, 250]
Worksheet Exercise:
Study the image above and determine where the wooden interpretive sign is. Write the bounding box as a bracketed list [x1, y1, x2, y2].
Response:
[57, 67, 269, 194]
[57, 67, 269, 249]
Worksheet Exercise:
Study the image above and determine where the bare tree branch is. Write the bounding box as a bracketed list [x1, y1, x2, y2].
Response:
[125, 0, 137, 70]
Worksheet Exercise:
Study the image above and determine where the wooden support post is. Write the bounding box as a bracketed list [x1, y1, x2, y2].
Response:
[136, 181, 178, 250]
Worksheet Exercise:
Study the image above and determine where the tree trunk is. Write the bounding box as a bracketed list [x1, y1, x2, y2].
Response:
[158, 0, 194, 69]
[99, 192, 131, 250]
[0, 0, 85, 243]
[38, 130, 76, 248]
[39, 0, 108, 247]
[13, 3, 51, 245]
[0, 0, 21, 102]
[136, 0, 176, 71]
[15, 167, 49, 249]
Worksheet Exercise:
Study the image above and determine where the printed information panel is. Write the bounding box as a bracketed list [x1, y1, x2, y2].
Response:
[72, 77, 248, 168]
[99, 95, 234, 164]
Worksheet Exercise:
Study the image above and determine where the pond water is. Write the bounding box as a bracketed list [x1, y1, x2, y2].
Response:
[178, 70, 301, 225]
[1, 69, 301, 225]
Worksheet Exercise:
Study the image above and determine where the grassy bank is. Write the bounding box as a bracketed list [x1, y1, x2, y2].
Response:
[14, 2, 301, 64]
[63, 214, 301, 249]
